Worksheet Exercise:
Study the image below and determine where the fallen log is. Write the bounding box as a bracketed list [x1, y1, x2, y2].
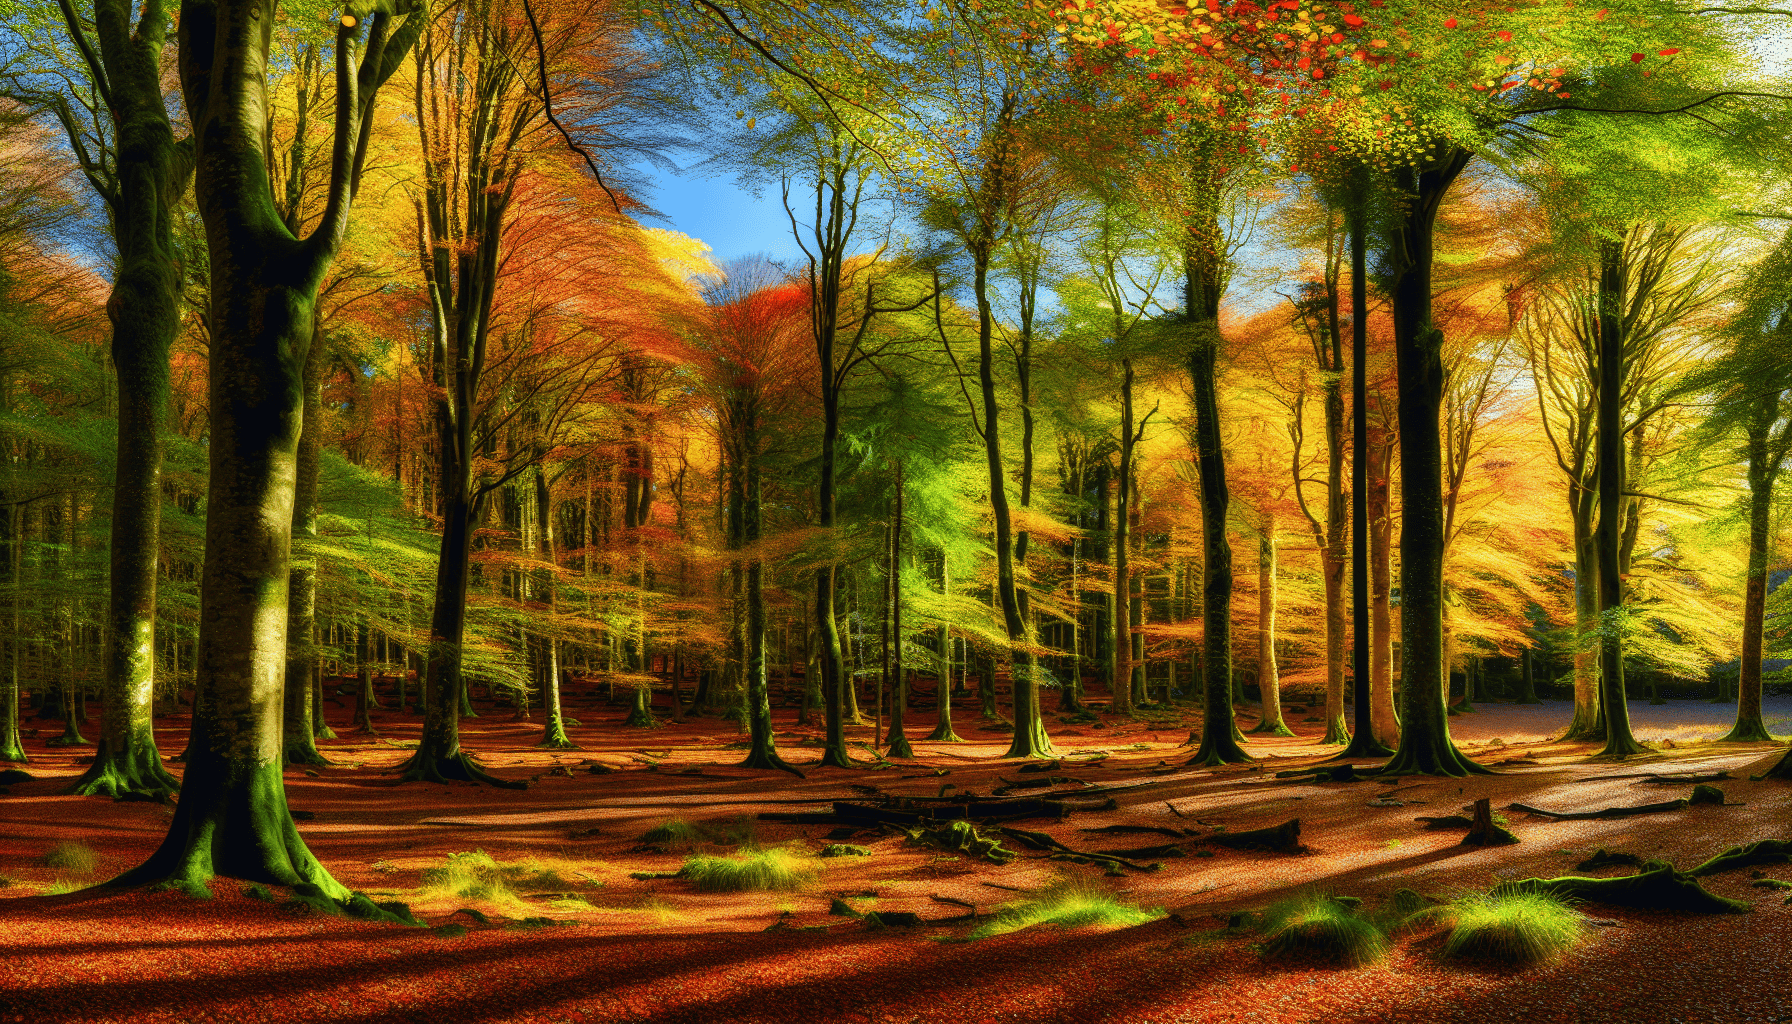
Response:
[1079, 824, 1197, 839]
[996, 827, 1162, 873]
[1495, 865, 1748, 914]
[1092, 843, 1187, 859]
[1273, 764, 1371, 784]
[1205, 819, 1304, 854]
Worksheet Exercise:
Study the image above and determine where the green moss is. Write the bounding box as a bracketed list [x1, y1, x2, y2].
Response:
[1440, 891, 1586, 964]
[820, 844, 872, 858]
[681, 849, 817, 892]
[42, 841, 99, 874]
[1259, 894, 1388, 966]
[968, 881, 1162, 939]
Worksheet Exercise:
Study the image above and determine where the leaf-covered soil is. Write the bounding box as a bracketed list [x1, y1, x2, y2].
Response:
[4, 688, 1792, 1023]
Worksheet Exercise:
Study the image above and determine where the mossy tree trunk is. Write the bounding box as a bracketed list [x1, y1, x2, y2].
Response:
[1375, 148, 1485, 778]
[117, 0, 421, 893]
[1592, 236, 1646, 759]
[46, 0, 190, 798]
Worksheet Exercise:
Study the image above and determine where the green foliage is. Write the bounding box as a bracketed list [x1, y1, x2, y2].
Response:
[1258, 893, 1387, 966]
[968, 880, 1162, 939]
[679, 849, 816, 893]
[1439, 891, 1586, 965]
[41, 841, 98, 874]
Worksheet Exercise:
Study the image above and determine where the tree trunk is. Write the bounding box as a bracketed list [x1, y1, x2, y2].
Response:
[1337, 200, 1393, 757]
[1249, 527, 1292, 735]
[739, 425, 800, 775]
[1367, 400, 1400, 745]
[887, 462, 913, 757]
[352, 618, 378, 734]
[280, 331, 329, 765]
[966, 258, 1050, 759]
[1564, 501, 1604, 739]
[925, 547, 962, 742]
[1375, 149, 1485, 777]
[1724, 402, 1776, 742]
[1187, 254, 1248, 766]
[1593, 236, 1646, 759]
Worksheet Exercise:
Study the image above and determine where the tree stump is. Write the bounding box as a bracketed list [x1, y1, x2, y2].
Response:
[1462, 797, 1520, 847]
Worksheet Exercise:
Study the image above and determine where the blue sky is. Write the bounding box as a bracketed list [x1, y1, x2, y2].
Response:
[637, 159, 808, 269]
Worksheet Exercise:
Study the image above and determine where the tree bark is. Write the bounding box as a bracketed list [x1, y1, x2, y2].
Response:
[281, 328, 329, 765]
[1724, 397, 1777, 742]
[63, 0, 188, 799]
[118, 0, 421, 893]
[1186, 244, 1248, 766]
[1593, 237, 1646, 759]
[1375, 148, 1485, 777]
[1249, 526, 1292, 735]
[1367, 397, 1399, 744]
[1336, 200, 1392, 758]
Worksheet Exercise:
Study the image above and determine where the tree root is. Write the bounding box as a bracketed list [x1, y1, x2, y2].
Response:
[1509, 786, 1727, 821]
[396, 750, 528, 789]
[738, 748, 806, 778]
[1686, 840, 1792, 878]
[1495, 864, 1748, 914]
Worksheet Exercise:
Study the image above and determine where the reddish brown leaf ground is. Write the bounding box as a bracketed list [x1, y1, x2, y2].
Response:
[4, 689, 1792, 1023]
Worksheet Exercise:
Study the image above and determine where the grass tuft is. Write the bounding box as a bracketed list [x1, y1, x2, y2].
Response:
[1439, 891, 1585, 965]
[1258, 893, 1388, 966]
[42, 841, 99, 875]
[419, 850, 605, 907]
[968, 880, 1162, 939]
[642, 819, 709, 849]
[681, 849, 816, 892]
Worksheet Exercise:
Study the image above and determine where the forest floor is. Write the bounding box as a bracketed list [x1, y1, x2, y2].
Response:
[4, 685, 1792, 1023]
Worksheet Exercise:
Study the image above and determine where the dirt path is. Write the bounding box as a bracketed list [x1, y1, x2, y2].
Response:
[3, 692, 1791, 1023]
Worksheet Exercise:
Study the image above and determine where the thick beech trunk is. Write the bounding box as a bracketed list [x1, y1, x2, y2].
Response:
[117, 0, 425, 883]
[1376, 149, 1485, 777]
[1593, 237, 1645, 759]
[66, 0, 188, 798]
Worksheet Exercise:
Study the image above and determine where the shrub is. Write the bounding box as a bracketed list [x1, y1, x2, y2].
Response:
[42, 842, 98, 875]
[680, 849, 816, 892]
[1258, 893, 1388, 966]
[968, 881, 1162, 939]
[1440, 891, 1585, 965]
